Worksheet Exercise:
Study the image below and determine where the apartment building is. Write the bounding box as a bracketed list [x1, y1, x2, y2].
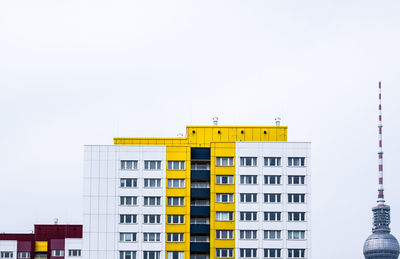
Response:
[83, 125, 311, 259]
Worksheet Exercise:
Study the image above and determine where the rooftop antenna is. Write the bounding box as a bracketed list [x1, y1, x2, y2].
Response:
[275, 117, 281, 126]
[53, 218, 59, 225]
[377, 81, 385, 206]
[213, 117, 219, 126]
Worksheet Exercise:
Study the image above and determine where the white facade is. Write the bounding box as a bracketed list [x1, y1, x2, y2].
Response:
[0, 241, 17, 259]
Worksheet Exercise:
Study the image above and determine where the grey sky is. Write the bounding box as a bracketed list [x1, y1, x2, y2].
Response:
[1, 1, 400, 258]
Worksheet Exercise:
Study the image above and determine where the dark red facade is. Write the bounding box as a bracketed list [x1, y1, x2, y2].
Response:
[0, 225, 82, 259]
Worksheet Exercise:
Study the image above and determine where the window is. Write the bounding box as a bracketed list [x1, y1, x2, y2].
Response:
[216, 193, 233, 203]
[168, 179, 185, 188]
[288, 249, 306, 258]
[120, 178, 137, 188]
[167, 252, 184, 259]
[190, 236, 209, 242]
[240, 175, 257, 184]
[288, 230, 306, 240]
[143, 233, 161, 242]
[51, 250, 64, 257]
[288, 157, 305, 167]
[288, 175, 305, 185]
[120, 196, 137, 206]
[216, 230, 233, 239]
[144, 160, 161, 170]
[120, 251, 136, 259]
[264, 175, 281, 185]
[144, 214, 161, 224]
[264, 230, 281, 240]
[216, 249, 233, 258]
[190, 254, 209, 259]
[240, 157, 257, 167]
[144, 196, 161, 206]
[191, 181, 210, 188]
[167, 233, 184, 242]
[144, 178, 161, 188]
[191, 162, 210, 170]
[120, 214, 137, 224]
[168, 215, 185, 224]
[239, 230, 257, 240]
[191, 199, 209, 206]
[168, 161, 185, 170]
[240, 212, 257, 221]
[264, 157, 281, 167]
[264, 193, 281, 203]
[240, 193, 257, 203]
[216, 175, 233, 184]
[288, 194, 306, 203]
[143, 251, 161, 259]
[288, 212, 306, 221]
[240, 249, 257, 258]
[190, 217, 209, 224]
[120, 233, 137, 242]
[216, 212, 233, 221]
[0, 252, 13, 258]
[264, 249, 281, 258]
[18, 252, 30, 258]
[167, 197, 185, 206]
[264, 212, 281, 221]
[216, 157, 234, 166]
[121, 160, 138, 170]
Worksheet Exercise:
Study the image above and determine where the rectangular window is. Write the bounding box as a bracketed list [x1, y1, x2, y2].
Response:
[216, 212, 233, 221]
[264, 175, 281, 185]
[240, 212, 257, 221]
[239, 230, 257, 240]
[288, 212, 306, 221]
[167, 215, 185, 224]
[190, 217, 210, 224]
[120, 214, 137, 224]
[144, 178, 161, 188]
[288, 157, 306, 167]
[167, 251, 184, 259]
[121, 160, 138, 170]
[191, 199, 209, 206]
[240, 193, 257, 203]
[120, 178, 137, 188]
[191, 181, 210, 188]
[167, 197, 185, 206]
[143, 214, 161, 224]
[216, 249, 233, 258]
[68, 250, 81, 257]
[144, 160, 161, 170]
[120, 196, 137, 206]
[120, 251, 137, 259]
[288, 194, 306, 203]
[264, 193, 281, 203]
[240, 175, 257, 184]
[264, 249, 281, 258]
[17, 252, 30, 258]
[191, 162, 210, 170]
[190, 235, 209, 242]
[143, 233, 161, 242]
[288, 230, 306, 240]
[168, 179, 185, 188]
[264, 212, 281, 221]
[51, 250, 64, 257]
[288, 175, 305, 185]
[168, 161, 185, 170]
[143, 196, 161, 206]
[288, 249, 306, 258]
[167, 233, 184, 242]
[216, 230, 233, 239]
[264, 230, 281, 240]
[0, 252, 13, 259]
[240, 157, 257, 167]
[216, 175, 234, 185]
[143, 251, 161, 259]
[264, 157, 281, 167]
[239, 248, 257, 258]
[120, 233, 137, 242]
[216, 157, 234, 166]
[216, 193, 233, 203]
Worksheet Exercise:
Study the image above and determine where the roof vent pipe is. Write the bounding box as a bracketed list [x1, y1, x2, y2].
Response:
[213, 117, 219, 126]
[275, 117, 281, 126]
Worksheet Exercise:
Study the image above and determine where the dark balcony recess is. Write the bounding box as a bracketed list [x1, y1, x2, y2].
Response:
[191, 206, 210, 216]
[191, 148, 210, 161]
[191, 224, 210, 234]
[191, 188, 210, 198]
[190, 242, 210, 252]
[191, 170, 210, 180]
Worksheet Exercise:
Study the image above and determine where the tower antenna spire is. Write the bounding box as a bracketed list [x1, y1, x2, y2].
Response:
[377, 81, 385, 205]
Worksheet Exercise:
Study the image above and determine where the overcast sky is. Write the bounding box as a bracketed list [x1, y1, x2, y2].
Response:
[1, 1, 400, 258]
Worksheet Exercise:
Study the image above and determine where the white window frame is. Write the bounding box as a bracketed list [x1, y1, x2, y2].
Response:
[143, 196, 161, 206]
[144, 160, 161, 170]
[216, 249, 233, 258]
[0, 252, 13, 258]
[216, 193, 234, 203]
[239, 230, 257, 240]
[264, 230, 281, 240]
[120, 251, 137, 259]
[264, 212, 281, 221]
[240, 193, 257, 203]
[51, 250, 64, 257]
[240, 212, 257, 221]
[143, 233, 161, 242]
[120, 232, 137, 242]
[264, 175, 281, 185]
[120, 214, 137, 224]
[120, 178, 137, 188]
[120, 196, 137, 206]
[17, 252, 30, 258]
[239, 248, 257, 258]
[264, 193, 281, 203]
[167, 233, 184, 242]
[167, 215, 185, 224]
[264, 249, 281, 258]
[143, 251, 161, 259]
[216, 157, 234, 167]
[288, 249, 306, 258]
[68, 250, 81, 257]
[240, 175, 257, 184]
[216, 230, 233, 240]
[288, 230, 306, 240]
[239, 157, 257, 167]
[288, 175, 305, 185]
[143, 214, 161, 224]
[168, 161, 185, 170]
[168, 179, 185, 188]
[288, 194, 306, 203]
[167, 197, 185, 206]
[143, 178, 161, 188]
[264, 157, 281, 167]
[288, 157, 306, 167]
[288, 212, 306, 222]
[121, 160, 138, 170]
[167, 251, 184, 259]
[216, 212, 233, 221]
[216, 175, 234, 185]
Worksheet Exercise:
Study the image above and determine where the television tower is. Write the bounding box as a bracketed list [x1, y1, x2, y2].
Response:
[363, 81, 400, 259]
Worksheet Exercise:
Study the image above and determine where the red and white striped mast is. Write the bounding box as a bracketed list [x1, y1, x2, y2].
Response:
[377, 81, 385, 206]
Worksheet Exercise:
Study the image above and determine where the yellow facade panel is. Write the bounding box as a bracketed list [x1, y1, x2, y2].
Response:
[34, 241, 47, 252]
